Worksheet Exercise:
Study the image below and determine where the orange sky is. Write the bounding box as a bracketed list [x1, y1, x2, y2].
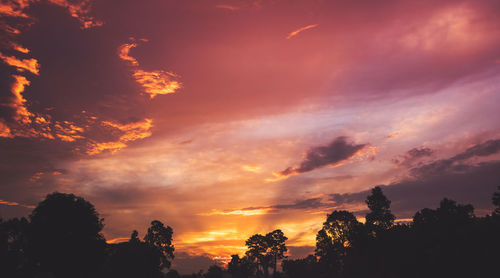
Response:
[1, 0, 500, 274]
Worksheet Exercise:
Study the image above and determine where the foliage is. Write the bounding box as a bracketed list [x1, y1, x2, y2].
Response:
[144, 220, 175, 269]
[28, 192, 106, 278]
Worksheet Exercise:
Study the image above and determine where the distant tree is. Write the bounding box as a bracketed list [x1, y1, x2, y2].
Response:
[106, 230, 164, 278]
[413, 198, 474, 228]
[282, 255, 318, 278]
[365, 186, 395, 232]
[166, 269, 181, 278]
[228, 254, 256, 278]
[0, 217, 32, 277]
[28, 192, 106, 278]
[493, 185, 500, 214]
[204, 264, 224, 278]
[144, 220, 175, 269]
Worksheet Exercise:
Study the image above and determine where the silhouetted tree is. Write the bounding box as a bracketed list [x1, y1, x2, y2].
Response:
[166, 269, 181, 278]
[144, 220, 175, 269]
[28, 192, 106, 278]
[315, 210, 362, 276]
[365, 186, 395, 232]
[245, 230, 288, 278]
[205, 264, 224, 278]
[228, 254, 256, 278]
[493, 185, 500, 214]
[282, 255, 318, 278]
[266, 229, 288, 277]
[106, 230, 164, 278]
[0, 217, 32, 277]
[246, 233, 271, 277]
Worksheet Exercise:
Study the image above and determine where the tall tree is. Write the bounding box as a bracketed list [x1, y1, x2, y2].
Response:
[315, 210, 361, 275]
[28, 192, 106, 278]
[144, 220, 175, 269]
[493, 185, 500, 214]
[245, 234, 270, 277]
[266, 229, 288, 277]
[365, 186, 395, 232]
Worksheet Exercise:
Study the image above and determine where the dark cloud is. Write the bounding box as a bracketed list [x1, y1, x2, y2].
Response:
[330, 161, 500, 218]
[236, 197, 332, 213]
[277, 137, 367, 176]
[411, 139, 500, 178]
[330, 144, 500, 218]
[392, 146, 434, 167]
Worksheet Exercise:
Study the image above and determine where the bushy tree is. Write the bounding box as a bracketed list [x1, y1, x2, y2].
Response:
[144, 220, 175, 269]
[315, 210, 362, 275]
[29, 192, 106, 278]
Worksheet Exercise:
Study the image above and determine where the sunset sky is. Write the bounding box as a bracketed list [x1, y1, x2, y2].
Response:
[1, 0, 500, 274]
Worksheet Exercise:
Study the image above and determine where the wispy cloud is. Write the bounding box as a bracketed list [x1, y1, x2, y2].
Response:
[216, 4, 240, 11]
[0, 52, 39, 75]
[0, 199, 35, 209]
[286, 24, 318, 39]
[118, 38, 182, 98]
[87, 118, 153, 155]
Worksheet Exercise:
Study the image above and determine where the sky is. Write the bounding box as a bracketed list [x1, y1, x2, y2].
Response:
[1, 0, 500, 274]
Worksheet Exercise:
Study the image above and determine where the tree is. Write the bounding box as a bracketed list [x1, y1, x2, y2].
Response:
[245, 230, 288, 278]
[144, 220, 175, 269]
[493, 185, 500, 214]
[228, 254, 256, 278]
[267, 229, 287, 277]
[105, 229, 167, 278]
[0, 217, 32, 277]
[205, 264, 224, 278]
[282, 255, 318, 278]
[246, 233, 270, 277]
[28, 192, 106, 278]
[166, 269, 181, 278]
[315, 210, 362, 275]
[365, 186, 395, 232]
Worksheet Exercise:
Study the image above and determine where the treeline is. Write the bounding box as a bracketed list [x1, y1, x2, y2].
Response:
[228, 186, 500, 278]
[1, 187, 500, 278]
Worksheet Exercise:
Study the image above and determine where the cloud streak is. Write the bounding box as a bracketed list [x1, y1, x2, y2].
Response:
[286, 24, 318, 39]
[272, 137, 367, 178]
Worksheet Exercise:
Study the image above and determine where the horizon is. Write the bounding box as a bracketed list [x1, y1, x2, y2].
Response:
[1, 0, 500, 274]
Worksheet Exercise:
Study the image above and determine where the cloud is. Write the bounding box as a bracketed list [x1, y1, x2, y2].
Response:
[132, 69, 182, 99]
[118, 39, 182, 98]
[215, 4, 240, 11]
[286, 24, 318, 39]
[0, 198, 35, 209]
[273, 137, 367, 178]
[0, 52, 40, 75]
[202, 197, 333, 216]
[46, 0, 103, 29]
[330, 140, 500, 217]
[392, 146, 434, 167]
[117, 42, 139, 66]
[8, 75, 33, 125]
[410, 139, 500, 178]
[86, 118, 153, 155]
[172, 251, 220, 275]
